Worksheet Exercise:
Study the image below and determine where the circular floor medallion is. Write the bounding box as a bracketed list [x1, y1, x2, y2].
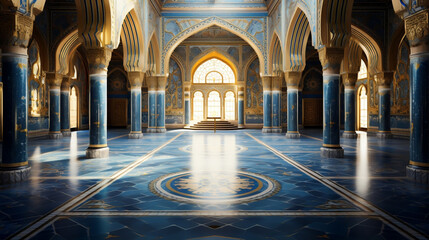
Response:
[150, 171, 280, 204]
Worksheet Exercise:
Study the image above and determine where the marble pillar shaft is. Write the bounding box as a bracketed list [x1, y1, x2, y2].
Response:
[298, 90, 303, 128]
[184, 91, 190, 125]
[287, 88, 299, 133]
[156, 90, 166, 131]
[344, 87, 356, 133]
[378, 86, 391, 132]
[89, 74, 108, 148]
[263, 90, 273, 131]
[409, 52, 429, 168]
[323, 74, 341, 148]
[1, 52, 28, 168]
[130, 87, 142, 133]
[148, 90, 157, 132]
[238, 91, 244, 127]
[49, 88, 61, 134]
[61, 89, 70, 132]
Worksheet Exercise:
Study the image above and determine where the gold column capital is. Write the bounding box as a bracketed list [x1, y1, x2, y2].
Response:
[375, 72, 394, 87]
[61, 76, 71, 91]
[405, 9, 429, 52]
[86, 47, 112, 74]
[0, 11, 34, 51]
[157, 76, 168, 91]
[46, 72, 63, 88]
[261, 76, 272, 91]
[341, 72, 358, 87]
[318, 47, 344, 74]
[284, 71, 302, 88]
[146, 76, 158, 91]
[127, 71, 145, 89]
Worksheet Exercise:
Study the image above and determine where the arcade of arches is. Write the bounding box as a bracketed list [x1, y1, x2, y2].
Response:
[0, 0, 429, 239]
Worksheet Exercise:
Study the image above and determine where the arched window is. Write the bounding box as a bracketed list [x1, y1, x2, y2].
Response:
[207, 91, 221, 118]
[193, 58, 235, 84]
[358, 60, 368, 80]
[224, 91, 235, 120]
[70, 86, 78, 129]
[193, 91, 204, 121]
[358, 86, 368, 129]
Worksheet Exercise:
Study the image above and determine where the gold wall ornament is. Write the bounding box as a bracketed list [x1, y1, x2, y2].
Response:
[284, 71, 302, 87]
[86, 47, 113, 74]
[341, 72, 358, 87]
[405, 10, 429, 46]
[0, 12, 34, 49]
[318, 47, 344, 73]
[127, 71, 145, 88]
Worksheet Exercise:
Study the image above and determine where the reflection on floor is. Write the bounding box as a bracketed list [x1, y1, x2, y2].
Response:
[0, 129, 428, 239]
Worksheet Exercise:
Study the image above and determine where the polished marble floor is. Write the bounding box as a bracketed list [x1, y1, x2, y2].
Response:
[0, 129, 428, 239]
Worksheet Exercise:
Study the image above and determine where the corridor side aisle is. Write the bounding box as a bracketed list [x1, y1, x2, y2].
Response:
[10, 130, 426, 239]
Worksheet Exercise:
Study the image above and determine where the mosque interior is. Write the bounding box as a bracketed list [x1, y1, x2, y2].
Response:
[0, 0, 429, 239]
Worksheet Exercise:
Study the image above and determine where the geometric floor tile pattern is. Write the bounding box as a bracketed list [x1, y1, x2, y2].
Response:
[0, 129, 428, 239]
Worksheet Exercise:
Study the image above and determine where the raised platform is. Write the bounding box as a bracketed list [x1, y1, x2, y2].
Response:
[190, 120, 238, 130]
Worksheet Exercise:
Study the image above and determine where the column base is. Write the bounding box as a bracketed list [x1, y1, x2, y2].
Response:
[86, 147, 109, 159]
[262, 128, 272, 133]
[62, 131, 71, 137]
[320, 147, 344, 158]
[271, 128, 282, 133]
[128, 132, 143, 139]
[146, 128, 157, 133]
[156, 128, 167, 133]
[377, 132, 393, 139]
[342, 131, 357, 139]
[0, 166, 31, 184]
[49, 132, 63, 139]
[286, 132, 301, 139]
[406, 165, 429, 184]
[238, 124, 245, 129]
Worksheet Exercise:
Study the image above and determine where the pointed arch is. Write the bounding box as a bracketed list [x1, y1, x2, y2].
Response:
[351, 25, 383, 75]
[268, 32, 283, 74]
[285, 6, 312, 72]
[75, 0, 113, 48]
[55, 29, 82, 76]
[120, 9, 144, 72]
[319, 0, 354, 48]
[342, 39, 363, 73]
[146, 32, 161, 74]
[163, 17, 265, 75]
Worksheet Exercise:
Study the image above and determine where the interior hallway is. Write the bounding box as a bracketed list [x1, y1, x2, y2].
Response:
[0, 129, 428, 239]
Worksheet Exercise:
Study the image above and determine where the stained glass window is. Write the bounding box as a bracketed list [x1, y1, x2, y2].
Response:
[358, 60, 368, 80]
[359, 86, 368, 129]
[208, 91, 221, 118]
[193, 58, 235, 83]
[193, 91, 204, 121]
[225, 91, 235, 120]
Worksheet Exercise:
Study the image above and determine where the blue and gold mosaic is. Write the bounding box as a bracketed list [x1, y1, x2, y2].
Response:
[150, 171, 280, 204]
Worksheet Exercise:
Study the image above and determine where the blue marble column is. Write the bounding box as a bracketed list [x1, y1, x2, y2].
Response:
[376, 72, 393, 139]
[238, 89, 245, 128]
[319, 47, 344, 158]
[47, 73, 63, 139]
[127, 72, 144, 139]
[342, 73, 357, 139]
[61, 77, 71, 137]
[285, 71, 302, 138]
[0, 50, 31, 183]
[85, 47, 112, 159]
[262, 76, 272, 133]
[298, 90, 303, 130]
[147, 76, 158, 133]
[184, 90, 190, 127]
[404, 9, 429, 184]
[156, 76, 167, 133]
[272, 76, 282, 133]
